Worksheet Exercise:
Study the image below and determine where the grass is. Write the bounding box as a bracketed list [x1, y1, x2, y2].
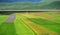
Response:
[0, 13, 60, 35]
[33, 13, 60, 23]
[27, 18, 60, 33]
[14, 14, 35, 35]
[0, 15, 17, 35]
[27, 12, 60, 33]
[0, 15, 9, 25]
[0, 22, 17, 35]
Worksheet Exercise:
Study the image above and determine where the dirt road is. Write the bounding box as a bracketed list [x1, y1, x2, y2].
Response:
[5, 14, 16, 22]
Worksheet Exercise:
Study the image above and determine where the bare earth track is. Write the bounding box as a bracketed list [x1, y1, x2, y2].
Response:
[5, 14, 16, 22]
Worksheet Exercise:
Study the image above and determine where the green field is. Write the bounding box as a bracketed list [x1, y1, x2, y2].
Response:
[0, 15, 9, 25]
[0, 22, 16, 35]
[0, 12, 60, 35]
[27, 12, 60, 33]
[28, 18, 60, 33]
[14, 14, 35, 35]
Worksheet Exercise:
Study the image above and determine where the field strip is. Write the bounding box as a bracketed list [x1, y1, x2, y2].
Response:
[21, 15, 59, 35]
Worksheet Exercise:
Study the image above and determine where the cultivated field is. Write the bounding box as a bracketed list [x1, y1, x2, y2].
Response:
[0, 12, 60, 35]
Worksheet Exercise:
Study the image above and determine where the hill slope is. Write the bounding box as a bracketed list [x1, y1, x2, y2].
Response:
[40, 1, 60, 9]
[0, 1, 60, 10]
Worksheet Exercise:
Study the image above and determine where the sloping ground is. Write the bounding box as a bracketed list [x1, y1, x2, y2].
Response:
[0, 1, 60, 10]
[40, 1, 60, 9]
[14, 13, 35, 35]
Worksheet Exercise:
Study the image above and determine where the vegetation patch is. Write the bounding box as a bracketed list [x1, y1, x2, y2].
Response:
[0, 15, 9, 25]
[0, 22, 17, 35]
[27, 18, 60, 33]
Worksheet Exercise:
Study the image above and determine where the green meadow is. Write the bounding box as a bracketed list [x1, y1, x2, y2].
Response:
[27, 12, 60, 33]
[0, 12, 60, 35]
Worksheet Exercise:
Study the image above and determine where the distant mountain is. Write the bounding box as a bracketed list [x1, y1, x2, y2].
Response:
[40, 1, 60, 9]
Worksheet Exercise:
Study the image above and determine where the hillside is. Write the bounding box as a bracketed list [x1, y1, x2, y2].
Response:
[0, 2, 46, 10]
[0, 1, 60, 10]
[40, 1, 60, 9]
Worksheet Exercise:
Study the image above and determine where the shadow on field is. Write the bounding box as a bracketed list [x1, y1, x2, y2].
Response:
[0, 12, 13, 15]
[0, 22, 17, 35]
[0, 11, 47, 15]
